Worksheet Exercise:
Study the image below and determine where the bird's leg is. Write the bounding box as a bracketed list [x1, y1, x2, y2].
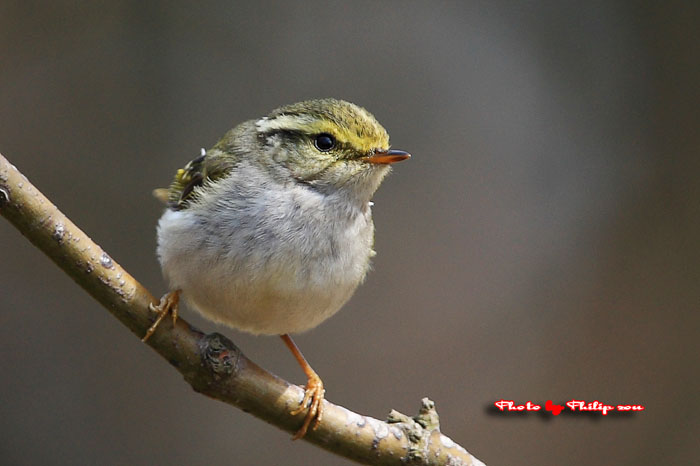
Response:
[142, 290, 181, 342]
[280, 334, 325, 440]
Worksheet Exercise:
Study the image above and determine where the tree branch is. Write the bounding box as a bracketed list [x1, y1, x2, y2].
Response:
[0, 153, 485, 466]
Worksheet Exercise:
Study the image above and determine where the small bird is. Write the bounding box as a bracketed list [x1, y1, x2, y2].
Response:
[144, 98, 409, 439]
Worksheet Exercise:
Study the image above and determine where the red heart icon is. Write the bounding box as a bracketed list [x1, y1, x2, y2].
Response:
[545, 400, 564, 416]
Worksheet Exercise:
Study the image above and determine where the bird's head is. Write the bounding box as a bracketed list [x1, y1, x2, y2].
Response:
[253, 98, 409, 202]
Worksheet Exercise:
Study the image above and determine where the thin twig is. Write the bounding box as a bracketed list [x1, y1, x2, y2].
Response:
[0, 153, 484, 466]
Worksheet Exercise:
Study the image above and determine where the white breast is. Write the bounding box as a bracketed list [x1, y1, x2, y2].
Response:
[156, 174, 375, 335]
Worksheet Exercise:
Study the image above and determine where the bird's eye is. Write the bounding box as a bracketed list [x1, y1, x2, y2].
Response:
[314, 133, 336, 152]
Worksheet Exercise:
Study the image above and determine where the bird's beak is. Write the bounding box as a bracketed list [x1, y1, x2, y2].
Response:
[362, 149, 411, 165]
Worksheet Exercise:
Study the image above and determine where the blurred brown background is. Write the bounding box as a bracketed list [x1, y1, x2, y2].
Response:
[1, 1, 698, 465]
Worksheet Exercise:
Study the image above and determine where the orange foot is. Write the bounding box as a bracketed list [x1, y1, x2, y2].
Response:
[142, 290, 181, 342]
[280, 334, 326, 439]
[290, 371, 325, 440]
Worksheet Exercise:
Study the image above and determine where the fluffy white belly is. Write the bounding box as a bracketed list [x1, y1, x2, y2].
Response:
[156, 201, 374, 335]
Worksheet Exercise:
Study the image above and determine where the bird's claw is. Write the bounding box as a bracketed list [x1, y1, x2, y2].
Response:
[290, 373, 325, 440]
[142, 290, 181, 342]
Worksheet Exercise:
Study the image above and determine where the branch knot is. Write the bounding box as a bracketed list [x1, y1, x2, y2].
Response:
[200, 332, 240, 377]
[387, 398, 441, 462]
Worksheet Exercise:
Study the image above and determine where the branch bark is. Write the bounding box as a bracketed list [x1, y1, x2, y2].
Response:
[0, 153, 485, 466]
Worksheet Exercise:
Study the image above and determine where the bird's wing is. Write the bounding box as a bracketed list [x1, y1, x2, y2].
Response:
[154, 149, 234, 210]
